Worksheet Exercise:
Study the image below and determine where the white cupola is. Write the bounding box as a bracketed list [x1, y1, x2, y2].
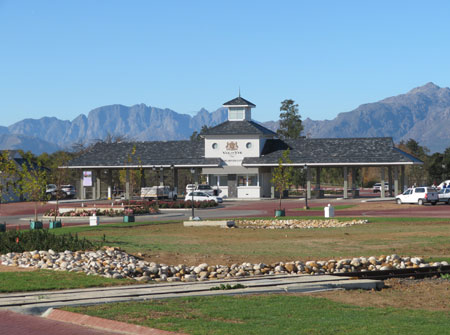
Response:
[222, 95, 256, 121]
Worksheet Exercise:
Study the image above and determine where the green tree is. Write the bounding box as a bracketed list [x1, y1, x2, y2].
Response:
[398, 139, 430, 185]
[0, 151, 18, 205]
[16, 156, 48, 222]
[277, 99, 303, 139]
[271, 149, 294, 210]
[190, 125, 209, 141]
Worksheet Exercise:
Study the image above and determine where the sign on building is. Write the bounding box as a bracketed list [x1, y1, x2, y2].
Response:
[83, 171, 92, 187]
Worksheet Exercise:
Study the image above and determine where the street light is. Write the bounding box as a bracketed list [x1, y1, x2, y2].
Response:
[190, 168, 195, 219]
[303, 164, 309, 210]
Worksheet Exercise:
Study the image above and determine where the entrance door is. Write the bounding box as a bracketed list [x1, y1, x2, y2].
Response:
[227, 174, 237, 198]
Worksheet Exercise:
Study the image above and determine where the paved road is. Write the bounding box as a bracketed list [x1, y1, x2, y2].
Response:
[0, 310, 119, 335]
[2, 196, 450, 229]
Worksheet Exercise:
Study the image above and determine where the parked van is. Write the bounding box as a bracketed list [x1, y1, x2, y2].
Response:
[395, 187, 438, 205]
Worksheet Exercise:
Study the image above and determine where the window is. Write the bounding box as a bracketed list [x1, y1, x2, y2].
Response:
[210, 175, 228, 186]
[237, 175, 246, 186]
[229, 108, 244, 120]
[415, 188, 425, 193]
[237, 174, 258, 186]
[247, 174, 257, 186]
[219, 175, 227, 186]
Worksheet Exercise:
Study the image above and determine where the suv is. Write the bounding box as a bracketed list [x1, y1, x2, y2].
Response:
[60, 185, 76, 199]
[373, 182, 390, 193]
[396, 187, 438, 205]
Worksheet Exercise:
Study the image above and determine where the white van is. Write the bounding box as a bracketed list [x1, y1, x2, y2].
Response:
[396, 187, 438, 205]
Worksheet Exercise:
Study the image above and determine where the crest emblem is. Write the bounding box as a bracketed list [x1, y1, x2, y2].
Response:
[226, 141, 239, 151]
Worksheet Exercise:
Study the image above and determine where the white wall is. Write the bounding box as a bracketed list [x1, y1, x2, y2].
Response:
[237, 186, 260, 198]
[205, 136, 260, 166]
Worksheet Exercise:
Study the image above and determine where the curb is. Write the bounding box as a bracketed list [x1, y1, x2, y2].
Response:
[43, 308, 186, 335]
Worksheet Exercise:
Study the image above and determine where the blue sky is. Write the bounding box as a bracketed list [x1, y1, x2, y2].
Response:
[1, 1, 450, 126]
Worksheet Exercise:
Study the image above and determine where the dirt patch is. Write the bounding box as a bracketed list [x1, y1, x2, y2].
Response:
[0, 265, 36, 272]
[306, 278, 450, 312]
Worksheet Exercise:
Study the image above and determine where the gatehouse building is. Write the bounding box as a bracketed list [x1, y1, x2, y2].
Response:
[65, 96, 422, 200]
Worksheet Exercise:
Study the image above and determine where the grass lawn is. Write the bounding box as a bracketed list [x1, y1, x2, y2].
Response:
[65, 294, 450, 335]
[51, 216, 450, 265]
[0, 270, 135, 293]
[0, 216, 448, 292]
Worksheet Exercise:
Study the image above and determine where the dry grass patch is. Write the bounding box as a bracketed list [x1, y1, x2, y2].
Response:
[308, 278, 450, 312]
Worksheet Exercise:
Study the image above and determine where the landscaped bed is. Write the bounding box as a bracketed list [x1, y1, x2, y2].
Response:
[43, 199, 218, 218]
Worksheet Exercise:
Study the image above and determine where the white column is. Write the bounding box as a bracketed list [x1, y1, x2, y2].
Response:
[159, 168, 164, 186]
[270, 168, 275, 199]
[394, 166, 399, 196]
[306, 167, 311, 200]
[380, 167, 385, 198]
[343, 167, 348, 199]
[79, 170, 85, 200]
[125, 169, 130, 200]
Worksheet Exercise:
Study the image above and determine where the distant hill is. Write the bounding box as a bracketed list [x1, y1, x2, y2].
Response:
[0, 133, 61, 155]
[302, 82, 450, 153]
[4, 106, 228, 152]
[1, 82, 449, 154]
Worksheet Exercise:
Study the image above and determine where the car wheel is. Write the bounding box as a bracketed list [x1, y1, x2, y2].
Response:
[396, 199, 402, 205]
[418, 199, 424, 206]
[447, 199, 450, 205]
[431, 202, 437, 206]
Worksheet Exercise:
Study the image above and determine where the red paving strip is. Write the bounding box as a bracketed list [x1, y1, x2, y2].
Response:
[45, 309, 186, 335]
[0, 310, 119, 335]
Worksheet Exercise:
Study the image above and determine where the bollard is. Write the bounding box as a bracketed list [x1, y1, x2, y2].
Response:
[324, 204, 335, 218]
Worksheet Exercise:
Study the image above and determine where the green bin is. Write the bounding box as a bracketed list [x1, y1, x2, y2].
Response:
[30, 221, 43, 230]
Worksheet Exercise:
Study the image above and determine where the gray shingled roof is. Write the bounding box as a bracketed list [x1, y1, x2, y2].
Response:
[243, 138, 423, 166]
[65, 141, 221, 168]
[202, 120, 277, 136]
[65, 137, 422, 169]
[223, 96, 256, 107]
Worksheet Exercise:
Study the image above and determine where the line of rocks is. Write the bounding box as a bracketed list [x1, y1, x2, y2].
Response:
[1, 247, 448, 282]
[236, 219, 369, 229]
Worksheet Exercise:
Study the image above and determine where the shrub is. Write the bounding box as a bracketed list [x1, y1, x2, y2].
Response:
[0, 230, 100, 254]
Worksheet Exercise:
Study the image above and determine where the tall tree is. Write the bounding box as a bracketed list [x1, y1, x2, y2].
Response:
[16, 156, 48, 222]
[0, 151, 18, 205]
[277, 99, 303, 139]
[271, 149, 294, 210]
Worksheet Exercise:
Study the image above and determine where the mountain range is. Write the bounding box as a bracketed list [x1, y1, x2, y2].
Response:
[1, 82, 449, 154]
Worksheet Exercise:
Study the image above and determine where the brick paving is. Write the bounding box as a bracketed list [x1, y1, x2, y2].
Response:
[0, 310, 119, 335]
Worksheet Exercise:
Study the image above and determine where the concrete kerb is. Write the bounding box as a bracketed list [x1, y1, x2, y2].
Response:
[43, 308, 186, 335]
[1, 275, 383, 316]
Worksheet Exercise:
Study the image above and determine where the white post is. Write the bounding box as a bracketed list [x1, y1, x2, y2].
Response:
[343, 167, 348, 199]
[380, 167, 386, 198]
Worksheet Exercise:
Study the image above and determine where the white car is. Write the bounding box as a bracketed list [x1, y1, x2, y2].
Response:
[395, 187, 438, 205]
[185, 184, 221, 196]
[372, 182, 391, 193]
[186, 191, 223, 203]
[438, 188, 450, 204]
[61, 185, 76, 198]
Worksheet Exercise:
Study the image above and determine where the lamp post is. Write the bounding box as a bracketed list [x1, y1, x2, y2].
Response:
[190, 168, 195, 219]
[303, 164, 309, 210]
